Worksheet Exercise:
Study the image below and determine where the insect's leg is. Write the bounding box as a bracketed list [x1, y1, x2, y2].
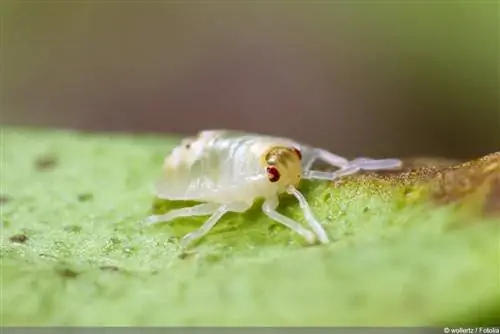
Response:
[302, 165, 360, 181]
[349, 157, 402, 170]
[302, 150, 319, 171]
[303, 148, 402, 181]
[179, 202, 249, 248]
[308, 148, 402, 171]
[262, 197, 317, 244]
[308, 148, 350, 170]
[287, 186, 330, 244]
[142, 203, 221, 226]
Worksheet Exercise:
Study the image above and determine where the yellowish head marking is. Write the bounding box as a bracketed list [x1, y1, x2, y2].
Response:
[262, 146, 302, 190]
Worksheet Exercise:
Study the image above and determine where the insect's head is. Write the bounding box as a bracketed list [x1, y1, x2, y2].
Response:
[263, 146, 302, 191]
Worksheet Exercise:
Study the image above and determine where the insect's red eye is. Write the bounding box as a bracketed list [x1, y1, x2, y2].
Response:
[293, 147, 302, 160]
[266, 166, 281, 183]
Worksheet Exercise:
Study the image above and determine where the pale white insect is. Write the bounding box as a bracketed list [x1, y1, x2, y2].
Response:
[143, 130, 402, 248]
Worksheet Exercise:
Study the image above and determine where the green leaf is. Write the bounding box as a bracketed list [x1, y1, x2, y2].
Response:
[1, 127, 499, 326]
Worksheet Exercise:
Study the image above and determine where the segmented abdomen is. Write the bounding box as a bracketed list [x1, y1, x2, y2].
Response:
[157, 131, 290, 201]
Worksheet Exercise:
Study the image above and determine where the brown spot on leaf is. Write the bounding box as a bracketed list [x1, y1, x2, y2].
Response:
[100, 265, 120, 272]
[430, 152, 500, 205]
[34, 154, 58, 170]
[57, 268, 79, 278]
[483, 176, 500, 217]
[332, 152, 500, 214]
[9, 234, 28, 243]
[0, 194, 11, 204]
[178, 251, 197, 260]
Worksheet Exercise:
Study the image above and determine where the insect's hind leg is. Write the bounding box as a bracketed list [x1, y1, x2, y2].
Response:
[142, 203, 221, 226]
[179, 202, 250, 248]
[262, 197, 317, 244]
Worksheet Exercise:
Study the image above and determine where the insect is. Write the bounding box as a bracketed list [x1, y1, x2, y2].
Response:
[143, 130, 402, 248]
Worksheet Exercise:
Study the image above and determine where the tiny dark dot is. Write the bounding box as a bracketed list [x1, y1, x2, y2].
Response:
[268, 224, 279, 232]
[63, 225, 82, 233]
[77, 193, 93, 202]
[34, 154, 58, 171]
[109, 237, 121, 245]
[178, 252, 189, 259]
[9, 234, 28, 243]
[100, 265, 120, 272]
[57, 268, 79, 279]
[363, 207, 369, 213]
[185, 143, 191, 149]
[178, 251, 196, 260]
[0, 195, 11, 205]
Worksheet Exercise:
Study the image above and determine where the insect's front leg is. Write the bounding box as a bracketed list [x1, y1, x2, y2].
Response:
[287, 187, 329, 243]
[348, 157, 402, 170]
[302, 165, 361, 181]
[302, 147, 402, 181]
[262, 196, 317, 244]
[142, 202, 221, 226]
[302, 147, 350, 171]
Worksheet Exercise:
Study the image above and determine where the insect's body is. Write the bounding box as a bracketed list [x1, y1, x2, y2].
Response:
[160, 131, 301, 205]
[144, 129, 403, 248]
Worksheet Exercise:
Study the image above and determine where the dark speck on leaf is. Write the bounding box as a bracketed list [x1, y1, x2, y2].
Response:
[100, 265, 120, 272]
[0, 194, 11, 204]
[63, 225, 82, 233]
[57, 268, 79, 279]
[109, 237, 121, 245]
[9, 234, 28, 243]
[483, 177, 500, 216]
[178, 251, 196, 260]
[268, 224, 279, 233]
[35, 154, 58, 171]
[77, 193, 93, 202]
[363, 207, 369, 213]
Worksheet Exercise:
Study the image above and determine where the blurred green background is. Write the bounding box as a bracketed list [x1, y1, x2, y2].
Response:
[2, 1, 499, 159]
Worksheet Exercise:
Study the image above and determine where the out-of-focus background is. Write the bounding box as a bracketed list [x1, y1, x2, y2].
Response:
[2, 2, 498, 159]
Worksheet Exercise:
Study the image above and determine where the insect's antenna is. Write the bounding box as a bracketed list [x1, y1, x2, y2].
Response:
[287, 186, 330, 244]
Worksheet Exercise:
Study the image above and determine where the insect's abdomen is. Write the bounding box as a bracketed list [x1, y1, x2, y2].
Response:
[209, 133, 266, 184]
[157, 132, 270, 202]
